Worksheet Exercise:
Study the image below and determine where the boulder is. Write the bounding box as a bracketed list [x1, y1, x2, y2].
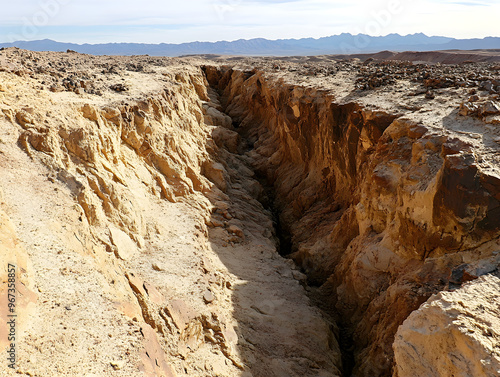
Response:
[394, 275, 500, 377]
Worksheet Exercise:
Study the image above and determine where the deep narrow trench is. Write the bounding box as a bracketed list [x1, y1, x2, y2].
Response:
[311, 287, 356, 377]
[269, 199, 293, 257]
[6, 50, 499, 377]
[203, 67, 355, 377]
[249, 168, 293, 257]
[205, 68, 294, 258]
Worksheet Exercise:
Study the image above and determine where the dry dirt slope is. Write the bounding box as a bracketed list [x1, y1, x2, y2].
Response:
[0, 49, 341, 377]
[0, 48, 499, 377]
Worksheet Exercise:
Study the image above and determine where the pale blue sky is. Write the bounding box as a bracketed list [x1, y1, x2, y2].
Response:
[2, 0, 499, 44]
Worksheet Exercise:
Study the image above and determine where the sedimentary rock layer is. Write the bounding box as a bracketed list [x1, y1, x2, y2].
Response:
[0, 49, 499, 376]
[204, 65, 500, 376]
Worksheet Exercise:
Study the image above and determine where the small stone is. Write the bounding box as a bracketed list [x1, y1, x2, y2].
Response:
[49, 84, 64, 93]
[109, 226, 137, 261]
[292, 270, 307, 282]
[110, 83, 128, 92]
[102, 106, 121, 119]
[485, 115, 500, 125]
[480, 80, 493, 92]
[228, 224, 244, 238]
[214, 200, 230, 211]
[459, 101, 479, 117]
[110, 360, 125, 370]
[203, 290, 215, 304]
[152, 263, 165, 272]
[481, 101, 500, 115]
[202, 161, 228, 192]
[207, 218, 224, 228]
[133, 235, 145, 249]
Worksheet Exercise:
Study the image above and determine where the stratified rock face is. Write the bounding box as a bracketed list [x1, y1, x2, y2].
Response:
[394, 275, 500, 377]
[0, 59, 216, 376]
[204, 65, 500, 376]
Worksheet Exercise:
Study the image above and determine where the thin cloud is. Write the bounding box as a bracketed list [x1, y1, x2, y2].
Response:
[449, 1, 491, 5]
[439, 0, 495, 5]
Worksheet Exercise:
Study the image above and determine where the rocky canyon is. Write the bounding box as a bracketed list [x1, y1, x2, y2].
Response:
[0, 48, 499, 377]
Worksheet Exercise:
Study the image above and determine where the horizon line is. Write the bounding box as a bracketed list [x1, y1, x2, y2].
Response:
[2, 32, 500, 46]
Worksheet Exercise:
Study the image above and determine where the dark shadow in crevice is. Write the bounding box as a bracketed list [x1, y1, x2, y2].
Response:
[200, 66, 345, 377]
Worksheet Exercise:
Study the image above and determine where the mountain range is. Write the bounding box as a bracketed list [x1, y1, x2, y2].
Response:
[1, 33, 500, 56]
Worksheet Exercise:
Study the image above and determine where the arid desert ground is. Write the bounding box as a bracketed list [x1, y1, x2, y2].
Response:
[0, 47, 499, 376]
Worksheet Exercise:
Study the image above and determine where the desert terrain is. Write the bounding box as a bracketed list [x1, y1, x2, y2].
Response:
[0, 47, 499, 377]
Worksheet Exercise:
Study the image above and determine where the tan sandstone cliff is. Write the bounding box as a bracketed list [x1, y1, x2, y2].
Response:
[0, 48, 499, 376]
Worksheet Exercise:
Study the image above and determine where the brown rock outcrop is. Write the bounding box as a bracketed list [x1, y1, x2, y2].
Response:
[204, 65, 500, 376]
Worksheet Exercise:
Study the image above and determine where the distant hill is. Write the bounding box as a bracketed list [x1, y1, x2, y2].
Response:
[1, 33, 499, 57]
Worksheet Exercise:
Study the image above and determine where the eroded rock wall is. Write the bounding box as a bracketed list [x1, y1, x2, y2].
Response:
[0, 66, 235, 376]
[0, 52, 343, 377]
[204, 66, 500, 376]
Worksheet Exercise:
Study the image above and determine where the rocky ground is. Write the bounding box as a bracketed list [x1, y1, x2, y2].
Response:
[0, 47, 499, 377]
